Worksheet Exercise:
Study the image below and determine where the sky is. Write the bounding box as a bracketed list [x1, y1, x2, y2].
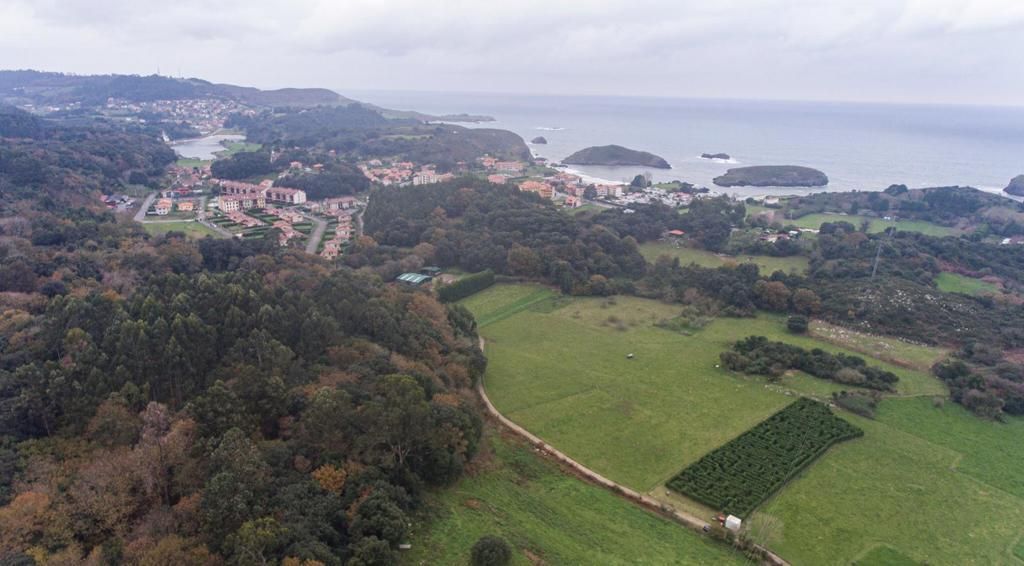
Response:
[1, 0, 1023, 106]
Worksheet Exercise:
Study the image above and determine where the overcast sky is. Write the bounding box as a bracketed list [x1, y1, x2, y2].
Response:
[1, 0, 1023, 106]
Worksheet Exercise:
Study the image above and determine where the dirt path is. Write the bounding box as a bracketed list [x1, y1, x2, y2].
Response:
[475, 336, 789, 566]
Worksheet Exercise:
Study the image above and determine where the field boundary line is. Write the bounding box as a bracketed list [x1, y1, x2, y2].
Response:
[476, 289, 555, 328]
[475, 336, 790, 566]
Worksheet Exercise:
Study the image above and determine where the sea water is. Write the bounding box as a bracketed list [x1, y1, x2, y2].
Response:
[349, 90, 1024, 198]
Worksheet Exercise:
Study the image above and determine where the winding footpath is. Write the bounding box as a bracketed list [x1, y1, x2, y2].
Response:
[475, 337, 788, 566]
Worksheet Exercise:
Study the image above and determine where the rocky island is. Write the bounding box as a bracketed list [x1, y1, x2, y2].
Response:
[563, 144, 671, 168]
[531, 136, 548, 144]
[701, 152, 730, 160]
[713, 165, 828, 187]
[1004, 175, 1024, 196]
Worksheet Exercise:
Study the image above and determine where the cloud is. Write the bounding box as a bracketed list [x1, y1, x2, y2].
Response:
[0, 0, 1022, 105]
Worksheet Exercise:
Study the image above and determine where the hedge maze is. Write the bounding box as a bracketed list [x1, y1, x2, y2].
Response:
[666, 398, 863, 517]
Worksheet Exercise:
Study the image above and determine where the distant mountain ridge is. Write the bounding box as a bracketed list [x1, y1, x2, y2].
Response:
[0, 70, 492, 122]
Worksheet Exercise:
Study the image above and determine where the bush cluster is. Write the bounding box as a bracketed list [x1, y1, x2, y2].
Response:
[720, 336, 899, 391]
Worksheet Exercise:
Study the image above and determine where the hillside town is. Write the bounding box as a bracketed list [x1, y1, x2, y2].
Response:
[127, 129, 710, 265]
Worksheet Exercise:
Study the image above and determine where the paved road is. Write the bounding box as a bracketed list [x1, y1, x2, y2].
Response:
[303, 212, 328, 254]
[474, 336, 789, 566]
[133, 192, 158, 222]
[354, 208, 364, 238]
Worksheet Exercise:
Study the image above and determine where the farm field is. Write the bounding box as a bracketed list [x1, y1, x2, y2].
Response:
[639, 241, 809, 274]
[787, 212, 960, 236]
[467, 284, 1024, 564]
[143, 221, 220, 239]
[465, 286, 939, 490]
[405, 428, 744, 565]
[935, 272, 1000, 296]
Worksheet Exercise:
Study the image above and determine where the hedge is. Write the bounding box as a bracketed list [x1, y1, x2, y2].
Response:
[666, 398, 862, 517]
[437, 270, 495, 303]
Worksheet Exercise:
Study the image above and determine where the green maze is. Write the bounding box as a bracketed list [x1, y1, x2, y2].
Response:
[667, 398, 862, 517]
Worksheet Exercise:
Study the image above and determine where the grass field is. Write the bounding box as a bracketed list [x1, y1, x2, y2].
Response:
[639, 242, 809, 274]
[215, 141, 262, 157]
[466, 286, 940, 491]
[143, 221, 220, 239]
[405, 428, 744, 565]
[467, 284, 1023, 564]
[175, 157, 211, 169]
[809, 320, 949, 375]
[935, 272, 1000, 296]
[564, 203, 604, 216]
[787, 213, 960, 237]
[754, 397, 1024, 565]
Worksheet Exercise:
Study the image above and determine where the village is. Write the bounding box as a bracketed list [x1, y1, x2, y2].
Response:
[122, 134, 723, 264]
[122, 156, 360, 260]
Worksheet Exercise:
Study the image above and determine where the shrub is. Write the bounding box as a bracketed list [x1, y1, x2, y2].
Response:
[470, 535, 512, 566]
[786, 315, 808, 334]
[833, 391, 880, 418]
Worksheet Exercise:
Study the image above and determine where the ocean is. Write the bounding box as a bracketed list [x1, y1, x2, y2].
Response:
[347, 90, 1024, 198]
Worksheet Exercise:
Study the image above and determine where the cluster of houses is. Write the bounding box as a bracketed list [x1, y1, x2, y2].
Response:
[360, 160, 416, 186]
[153, 197, 197, 216]
[359, 160, 457, 187]
[217, 180, 307, 211]
[478, 156, 527, 175]
[224, 209, 264, 228]
[309, 197, 359, 259]
[101, 194, 135, 211]
[518, 180, 555, 199]
[104, 98, 254, 134]
[615, 186, 694, 207]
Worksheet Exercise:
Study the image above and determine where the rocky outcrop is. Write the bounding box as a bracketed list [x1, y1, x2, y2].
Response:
[531, 136, 548, 144]
[1004, 175, 1024, 196]
[713, 165, 828, 188]
[563, 144, 671, 168]
[701, 152, 730, 160]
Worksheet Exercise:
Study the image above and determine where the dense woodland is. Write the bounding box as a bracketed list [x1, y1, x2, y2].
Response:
[230, 107, 531, 171]
[0, 111, 485, 565]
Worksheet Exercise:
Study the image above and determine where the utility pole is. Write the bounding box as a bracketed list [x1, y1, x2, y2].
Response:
[870, 218, 896, 279]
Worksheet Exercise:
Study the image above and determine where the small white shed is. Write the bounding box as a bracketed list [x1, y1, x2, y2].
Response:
[724, 515, 742, 532]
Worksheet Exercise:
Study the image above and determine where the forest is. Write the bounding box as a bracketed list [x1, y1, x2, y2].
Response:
[0, 111, 486, 565]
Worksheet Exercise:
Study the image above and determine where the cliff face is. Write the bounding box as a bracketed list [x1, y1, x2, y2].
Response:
[1004, 175, 1024, 196]
[563, 145, 671, 168]
[713, 165, 828, 187]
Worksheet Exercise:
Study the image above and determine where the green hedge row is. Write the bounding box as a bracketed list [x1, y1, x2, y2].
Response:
[437, 270, 495, 303]
[666, 398, 862, 517]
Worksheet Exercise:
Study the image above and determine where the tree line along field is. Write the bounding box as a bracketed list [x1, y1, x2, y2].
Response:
[784, 212, 961, 237]
[638, 241, 810, 274]
[405, 427, 746, 565]
[462, 283, 1024, 565]
[666, 398, 862, 517]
